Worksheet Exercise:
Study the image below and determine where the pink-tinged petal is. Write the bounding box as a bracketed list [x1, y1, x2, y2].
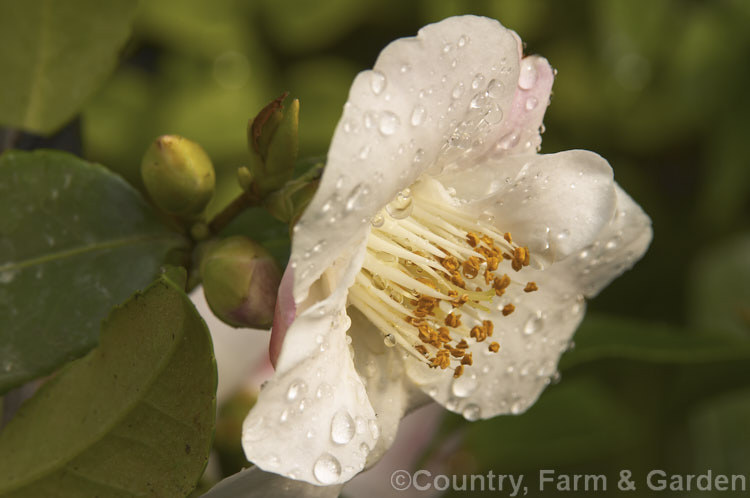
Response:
[486, 54, 555, 158]
[291, 15, 522, 304]
[269, 266, 296, 367]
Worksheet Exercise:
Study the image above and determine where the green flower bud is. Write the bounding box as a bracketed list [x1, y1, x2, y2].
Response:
[246, 94, 299, 195]
[141, 135, 216, 216]
[201, 236, 281, 329]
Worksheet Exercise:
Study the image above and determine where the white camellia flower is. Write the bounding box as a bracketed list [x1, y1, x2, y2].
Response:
[240, 15, 652, 486]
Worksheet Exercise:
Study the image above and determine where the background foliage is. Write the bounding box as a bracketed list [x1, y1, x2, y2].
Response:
[1, 0, 749, 496]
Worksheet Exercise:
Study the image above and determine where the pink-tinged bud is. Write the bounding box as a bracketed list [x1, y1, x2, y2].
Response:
[201, 236, 281, 329]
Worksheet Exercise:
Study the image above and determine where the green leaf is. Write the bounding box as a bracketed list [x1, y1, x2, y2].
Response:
[560, 313, 750, 370]
[161, 265, 189, 290]
[460, 379, 646, 472]
[0, 150, 188, 394]
[0, 0, 138, 134]
[223, 207, 290, 269]
[0, 276, 216, 497]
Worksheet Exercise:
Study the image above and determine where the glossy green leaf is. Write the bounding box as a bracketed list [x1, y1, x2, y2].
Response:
[0, 0, 137, 134]
[0, 150, 188, 394]
[0, 276, 216, 497]
[560, 313, 750, 370]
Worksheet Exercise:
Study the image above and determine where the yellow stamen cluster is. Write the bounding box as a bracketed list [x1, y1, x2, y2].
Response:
[348, 188, 540, 379]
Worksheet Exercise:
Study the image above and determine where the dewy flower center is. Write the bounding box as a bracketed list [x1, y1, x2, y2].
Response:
[348, 183, 539, 378]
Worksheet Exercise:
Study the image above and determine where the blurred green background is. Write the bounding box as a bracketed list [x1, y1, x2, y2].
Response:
[4, 0, 750, 496]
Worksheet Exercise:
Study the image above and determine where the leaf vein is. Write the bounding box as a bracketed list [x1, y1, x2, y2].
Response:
[0, 232, 183, 273]
[141, 398, 196, 433]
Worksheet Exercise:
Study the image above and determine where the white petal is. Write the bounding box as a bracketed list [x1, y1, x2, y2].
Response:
[242, 240, 379, 486]
[405, 266, 584, 419]
[276, 238, 367, 371]
[291, 15, 522, 303]
[348, 308, 431, 466]
[442, 150, 617, 264]
[241, 319, 377, 485]
[556, 183, 653, 297]
[201, 466, 342, 498]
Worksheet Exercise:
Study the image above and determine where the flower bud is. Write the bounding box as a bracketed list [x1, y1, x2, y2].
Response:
[201, 236, 281, 329]
[246, 93, 299, 194]
[141, 135, 216, 216]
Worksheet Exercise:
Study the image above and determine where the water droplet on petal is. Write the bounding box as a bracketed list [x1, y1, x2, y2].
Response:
[471, 73, 485, 90]
[383, 333, 397, 347]
[331, 410, 355, 444]
[524, 311, 544, 335]
[525, 96, 538, 110]
[451, 373, 478, 398]
[484, 104, 504, 124]
[371, 212, 384, 227]
[518, 60, 537, 89]
[462, 403, 481, 421]
[451, 82, 465, 99]
[497, 131, 520, 151]
[458, 35, 468, 47]
[370, 71, 386, 95]
[410, 105, 426, 126]
[358, 145, 371, 160]
[298, 398, 309, 412]
[359, 442, 370, 455]
[378, 111, 400, 136]
[470, 92, 486, 110]
[486, 78, 504, 98]
[286, 379, 307, 401]
[345, 184, 369, 212]
[313, 453, 342, 484]
[368, 419, 380, 439]
[413, 149, 425, 165]
[510, 401, 524, 414]
[363, 111, 376, 129]
[315, 382, 334, 399]
[385, 189, 413, 219]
